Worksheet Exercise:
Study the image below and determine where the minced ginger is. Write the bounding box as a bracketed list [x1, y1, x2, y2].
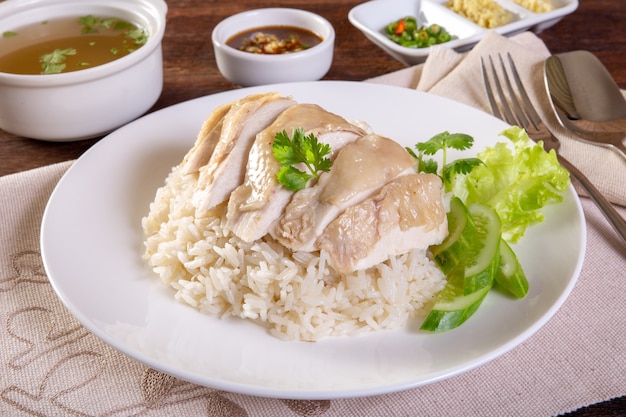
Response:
[513, 0, 554, 13]
[446, 0, 512, 28]
[447, 0, 554, 29]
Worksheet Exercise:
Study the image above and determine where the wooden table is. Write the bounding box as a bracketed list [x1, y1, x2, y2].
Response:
[1, 1, 624, 414]
[2, 0, 625, 178]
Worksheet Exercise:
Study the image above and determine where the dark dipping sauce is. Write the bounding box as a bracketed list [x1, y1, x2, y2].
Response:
[226, 25, 322, 54]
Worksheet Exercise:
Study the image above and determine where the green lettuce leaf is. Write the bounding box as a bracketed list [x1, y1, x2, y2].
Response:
[450, 126, 570, 242]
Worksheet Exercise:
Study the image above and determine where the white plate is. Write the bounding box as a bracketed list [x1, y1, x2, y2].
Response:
[349, 0, 578, 65]
[41, 81, 585, 399]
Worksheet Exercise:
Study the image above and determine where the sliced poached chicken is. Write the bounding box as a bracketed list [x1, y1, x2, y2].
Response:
[175, 93, 447, 274]
[226, 104, 366, 242]
[190, 93, 297, 211]
[180, 101, 233, 175]
[317, 173, 447, 273]
[271, 133, 416, 252]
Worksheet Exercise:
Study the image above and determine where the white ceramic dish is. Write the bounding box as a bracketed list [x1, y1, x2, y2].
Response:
[349, 0, 578, 65]
[212, 8, 335, 87]
[41, 81, 585, 399]
[0, 0, 167, 141]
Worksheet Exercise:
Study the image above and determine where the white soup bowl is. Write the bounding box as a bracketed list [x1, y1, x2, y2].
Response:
[0, 0, 167, 141]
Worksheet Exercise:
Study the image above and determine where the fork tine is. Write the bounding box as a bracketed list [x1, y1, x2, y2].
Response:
[504, 52, 542, 130]
[482, 53, 545, 133]
[483, 55, 518, 126]
[496, 54, 531, 128]
[480, 57, 503, 120]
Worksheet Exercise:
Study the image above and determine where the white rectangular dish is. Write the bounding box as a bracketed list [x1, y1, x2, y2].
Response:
[348, 0, 578, 65]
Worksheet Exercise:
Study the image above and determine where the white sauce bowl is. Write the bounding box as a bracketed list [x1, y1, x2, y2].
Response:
[0, 0, 167, 141]
[212, 8, 335, 87]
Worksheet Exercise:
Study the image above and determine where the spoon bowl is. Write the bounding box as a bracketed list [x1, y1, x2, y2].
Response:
[544, 50, 626, 159]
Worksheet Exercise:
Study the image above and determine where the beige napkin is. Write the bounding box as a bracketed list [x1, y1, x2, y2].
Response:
[370, 30, 626, 207]
[1, 33, 625, 414]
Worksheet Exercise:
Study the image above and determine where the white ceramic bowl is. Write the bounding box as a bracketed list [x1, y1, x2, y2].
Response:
[212, 8, 335, 87]
[0, 0, 167, 141]
[349, 0, 578, 66]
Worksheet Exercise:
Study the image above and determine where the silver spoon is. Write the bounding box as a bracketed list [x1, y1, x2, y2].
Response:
[545, 50, 626, 160]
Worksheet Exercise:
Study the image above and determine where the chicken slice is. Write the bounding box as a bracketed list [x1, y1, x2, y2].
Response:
[317, 173, 447, 274]
[226, 104, 366, 242]
[272, 134, 416, 252]
[180, 102, 233, 175]
[191, 93, 296, 211]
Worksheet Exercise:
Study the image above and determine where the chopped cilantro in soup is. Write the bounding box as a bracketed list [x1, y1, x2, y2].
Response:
[0, 15, 148, 75]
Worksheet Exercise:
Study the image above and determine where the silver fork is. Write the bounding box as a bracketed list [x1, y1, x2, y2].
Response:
[481, 53, 626, 243]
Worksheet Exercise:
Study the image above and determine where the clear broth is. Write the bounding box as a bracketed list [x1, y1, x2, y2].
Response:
[0, 16, 147, 75]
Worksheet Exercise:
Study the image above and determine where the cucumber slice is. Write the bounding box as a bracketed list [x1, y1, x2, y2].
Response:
[430, 196, 476, 274]
[494, 239, 529, 298]
[421, 201, 502, 332]
[463, 203, 501, 294]
[431, 198, 501, 294]
[420, 262, 491, 332]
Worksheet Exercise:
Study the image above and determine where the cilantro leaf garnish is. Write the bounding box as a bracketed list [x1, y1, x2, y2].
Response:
[412, 131, 481, 187]
[39, 48, 76, 74]
[415, 131, 473, 166]
[78, 15, 100, 34]
[272, 128, 332, 191]
[78, 15, 123, 33]
[442, 157, 482, 183]
[78, 15, 148, 47]
[126, 27, 148, 45]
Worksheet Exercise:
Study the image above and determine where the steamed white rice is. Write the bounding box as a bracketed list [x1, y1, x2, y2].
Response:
[142, 165, 446, 341]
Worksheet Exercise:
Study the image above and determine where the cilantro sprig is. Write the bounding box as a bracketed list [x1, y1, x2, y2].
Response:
[39, 48, 76, 74]
[79, 15, 133, 34]
[409, 131, 481, 185]
[78, 14, 148, 47]
[272, 128, 333, 191]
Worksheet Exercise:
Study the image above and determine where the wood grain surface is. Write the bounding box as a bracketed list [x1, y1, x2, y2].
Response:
[1, 1, 624, 178]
